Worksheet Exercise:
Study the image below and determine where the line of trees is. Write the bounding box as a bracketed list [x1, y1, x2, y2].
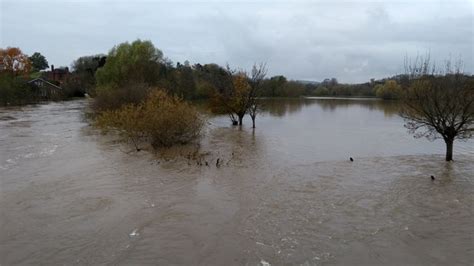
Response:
[90, 40, 473, 161]
[68, 44, 415, 104]
[62, 54, 107, 97]
[91, 40, 430, 133]
[91, 40, 268, 151]
[0, 47, 78, 105]
[2, 43, 420, 107]
[2, 41, 472, 160]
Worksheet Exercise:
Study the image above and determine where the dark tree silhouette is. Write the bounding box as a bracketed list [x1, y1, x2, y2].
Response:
[248, 63, 267, 128]
[29, 52, 49, 71]
[400, 56, 474, 161]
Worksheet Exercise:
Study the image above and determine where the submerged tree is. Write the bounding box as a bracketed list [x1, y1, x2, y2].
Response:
[209, 63, 267, 126]
[248, 63, 267, 128]
[210, 71, 250, 125]
[232, 73, 252, 125]
[400, 56, 474, 161]
[206, 65, 243, 125]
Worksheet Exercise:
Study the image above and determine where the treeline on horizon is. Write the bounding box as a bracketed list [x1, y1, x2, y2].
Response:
[2, 40, 473, 106]
[65, 41, 468, 101]
[0, 43, 415, 106]
[67, 51, 411, 100]
[2, 40, 473, 160]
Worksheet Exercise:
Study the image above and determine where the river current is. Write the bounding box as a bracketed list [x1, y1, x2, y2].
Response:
[0, 99, 472, 265]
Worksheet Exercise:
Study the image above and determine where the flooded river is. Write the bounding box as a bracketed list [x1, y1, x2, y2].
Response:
[1, 98, 473, 265]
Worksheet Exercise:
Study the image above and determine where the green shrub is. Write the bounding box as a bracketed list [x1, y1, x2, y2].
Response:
[0, 74, 34, 105]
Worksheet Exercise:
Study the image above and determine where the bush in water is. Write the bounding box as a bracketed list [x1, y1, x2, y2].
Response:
[96, 89, 204, 150]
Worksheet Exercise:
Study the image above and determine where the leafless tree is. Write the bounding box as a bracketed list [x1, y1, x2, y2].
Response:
[247, 63, 267, 128]
[400, 55, 474, 161]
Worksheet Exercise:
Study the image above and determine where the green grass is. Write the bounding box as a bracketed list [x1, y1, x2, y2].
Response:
[29, 72, 42, 79]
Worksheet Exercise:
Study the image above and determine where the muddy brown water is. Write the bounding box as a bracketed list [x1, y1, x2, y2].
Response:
[0, 98, 473, 265]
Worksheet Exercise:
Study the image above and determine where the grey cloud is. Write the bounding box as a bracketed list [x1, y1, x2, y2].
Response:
[1, 0, 472, 83]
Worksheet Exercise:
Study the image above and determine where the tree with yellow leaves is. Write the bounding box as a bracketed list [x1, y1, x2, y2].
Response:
[374, 80, 402, 99]
[210, 64, 266, 126]
[210, 70, 251, 125]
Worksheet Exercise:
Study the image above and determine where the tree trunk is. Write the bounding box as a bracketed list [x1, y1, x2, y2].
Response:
[251, 115, 256, 128]
[445, 138, 454, 161]
[229, 113, 238, 125]
[238, 115, 244, 125]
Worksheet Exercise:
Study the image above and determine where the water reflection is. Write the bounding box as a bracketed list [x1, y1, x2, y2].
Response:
[260, 98, 311, 117]
[261, 97, 400, 118]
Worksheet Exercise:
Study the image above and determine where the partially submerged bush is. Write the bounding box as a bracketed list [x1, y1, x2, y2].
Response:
[143, 90, 204, 147]
[96, 89, 204, 149]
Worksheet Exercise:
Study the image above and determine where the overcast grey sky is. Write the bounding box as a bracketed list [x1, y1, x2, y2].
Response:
[1, 0, 472, 83]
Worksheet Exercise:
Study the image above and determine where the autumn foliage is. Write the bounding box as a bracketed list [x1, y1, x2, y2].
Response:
[374, 80, 402, 99]
[209, 64, 267, 126]
[96, 89, 204, 149]
[0, 47, 31, 76]
[210, 73, 251, 124]
[0, 47, 35, 105]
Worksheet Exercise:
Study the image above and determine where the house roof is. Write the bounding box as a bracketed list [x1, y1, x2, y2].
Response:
[27, 78, 63, 90]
